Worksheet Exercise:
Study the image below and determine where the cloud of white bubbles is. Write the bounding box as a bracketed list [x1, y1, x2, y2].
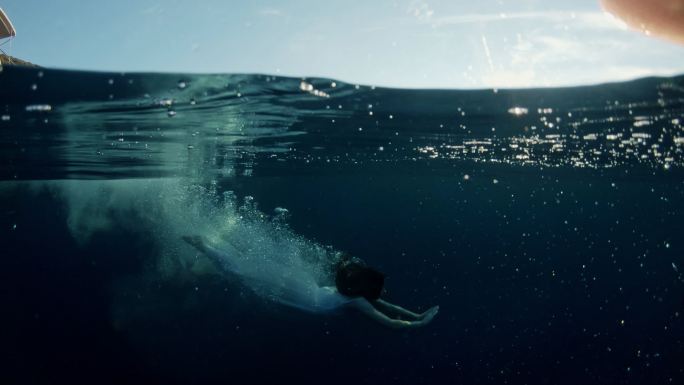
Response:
[58, 178, 338, 284]
[52, 176, 340, 317]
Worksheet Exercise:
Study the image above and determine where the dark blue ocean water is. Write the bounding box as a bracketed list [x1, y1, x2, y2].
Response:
[1, 65, 684, 384]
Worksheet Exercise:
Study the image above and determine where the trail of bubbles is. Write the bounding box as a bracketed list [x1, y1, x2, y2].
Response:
[54, 177, 340, 306]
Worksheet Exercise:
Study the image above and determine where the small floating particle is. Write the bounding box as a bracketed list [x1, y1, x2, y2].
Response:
[167, 110, 177, 117]
[463, 174, 470, 181]
[178, 81, 187, 89]
[25, 104, 52, 112]
[299, 81, 314, 92]
[507, 107, 528, 116]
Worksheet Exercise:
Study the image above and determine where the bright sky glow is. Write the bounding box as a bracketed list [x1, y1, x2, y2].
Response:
[2, 0, 684, 89]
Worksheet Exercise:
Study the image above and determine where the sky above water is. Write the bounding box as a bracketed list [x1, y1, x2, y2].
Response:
[2, 0, 684, 88]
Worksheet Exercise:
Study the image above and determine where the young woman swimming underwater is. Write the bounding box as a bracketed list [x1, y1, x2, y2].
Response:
[183, 235, 439, 329]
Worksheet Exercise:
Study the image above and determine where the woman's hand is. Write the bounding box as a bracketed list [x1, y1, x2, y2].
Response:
[418, 305, 440, 325]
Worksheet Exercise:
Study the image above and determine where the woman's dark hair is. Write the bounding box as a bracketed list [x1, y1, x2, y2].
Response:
[335, 257, 385, 301]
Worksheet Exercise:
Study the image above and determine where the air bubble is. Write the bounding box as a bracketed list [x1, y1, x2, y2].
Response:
[25, 104, 52, 112]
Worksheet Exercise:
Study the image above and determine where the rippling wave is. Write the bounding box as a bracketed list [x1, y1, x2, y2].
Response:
[1, 66, 683, 180]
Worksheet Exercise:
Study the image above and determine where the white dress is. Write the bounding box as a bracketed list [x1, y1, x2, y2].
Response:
[198, 236, 353, 313]
[274, 284, 354, 313]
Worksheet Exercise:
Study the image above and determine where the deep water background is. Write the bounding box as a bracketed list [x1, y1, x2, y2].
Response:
[1, 65, 684, 384]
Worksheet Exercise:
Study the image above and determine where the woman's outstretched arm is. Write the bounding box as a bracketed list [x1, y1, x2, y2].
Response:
[373, 298, 436, 321]
[350, 298, 438, 329]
